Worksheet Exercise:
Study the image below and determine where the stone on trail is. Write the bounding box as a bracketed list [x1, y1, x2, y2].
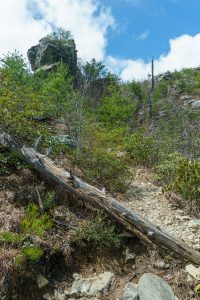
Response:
[185, 264, 200, 280]
[188, 219, 200, 229]
[138, 273, 175, 300]
[123, 283, 139, 300]
[36, 274, 49, 288]
[68, 271, 115, 298]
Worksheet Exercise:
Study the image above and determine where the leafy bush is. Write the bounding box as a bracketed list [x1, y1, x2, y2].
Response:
[124, 129, 159, 166]
[21, 204, 52, 236]
[0, 231, 23, 244]
[21, 246, 44, 262]
[76, 213, 121, 249]
[0, 147, 26, 175]
[155, 153, 200, 202]
[74, 147, 129, 192]
[98, 88, 136, 127]
[43, 192, 55, 210]
[0, 205, 52, 265]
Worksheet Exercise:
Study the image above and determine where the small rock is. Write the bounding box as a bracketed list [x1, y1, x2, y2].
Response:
[138, 273, 175, 300]
[176, 215, 190, 221]
[194, 244, 200, 250]
[191, 100, 200, 109]
[138, 207, 144, 211]
[36, 274, 49, 288]
[117, 151, 126, 158]
[164, 220, 172, 225]
[69, 272, 115, 298]
[132, 265, 136, 271]
[185, 264, 200, 280]
[153, 260, 170, 270]
[125, 249, 136, 264]
[176, 210, 184, 216]
[43, 293, 52, 300]
[123, 283, 139, 300]
[54, 290, 66, 300]
[188, 219, 200, 229]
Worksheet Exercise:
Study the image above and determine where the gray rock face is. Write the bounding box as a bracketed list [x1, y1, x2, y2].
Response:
[52, 135, 77, 148]
[191, 100, 200, 109]
[138, 273, 175, 300]
[27, 37, 77, 76]
[68, 272, 115, 298]
[36, 274, 49, 288]
[188, 219, 200, 229]
[123, 283, 139, 300]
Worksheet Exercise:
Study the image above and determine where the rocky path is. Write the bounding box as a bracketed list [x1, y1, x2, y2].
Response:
[125, 169, 200, 252]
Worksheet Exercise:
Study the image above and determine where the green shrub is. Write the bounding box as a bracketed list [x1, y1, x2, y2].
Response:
[98, 89, 136, 127]
[124, 129, 159, 166]
[0, 231, 23, 244]
[43, 192, 55, 210]
[21, 246, 44, 262]
[155, 153, 200, 202]
[21, 204, 52, 236]
[0, 205, 52, 265]
[76, 213, 121, 249]
[0, 147, 26, 175]
[74, 147, 129, 192]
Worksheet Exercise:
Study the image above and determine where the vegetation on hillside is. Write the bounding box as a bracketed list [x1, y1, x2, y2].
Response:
[0, 30, 200, 282]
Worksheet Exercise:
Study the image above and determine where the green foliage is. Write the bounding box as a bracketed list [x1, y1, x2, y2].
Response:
[0, 231, 23, 244]
[76, 213, 121, 249]
[74, 147, 129, 192]
[126, 81, 144, 100]
[41, 63, 74, 117]
[21, 246, 44, 262]
[153, 81, 169, 101]
[124, 129, 158, 166]
[98, 88, 136, 127]
[0, 205, 52, 265]
[0, 50, 28, 85]
[0, 147, 26, 175]
[43, 192, 55, 210]
[82, 58, 108, 82]
[156, 153, 200, 202]
[0, 52, 48, 140]
[21, 204, 52, 236]
[47, 27, 73, 41]
[73, 126, 130, 192]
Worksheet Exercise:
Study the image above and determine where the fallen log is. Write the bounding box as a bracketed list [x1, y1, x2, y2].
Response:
[1, 133, 200, 264]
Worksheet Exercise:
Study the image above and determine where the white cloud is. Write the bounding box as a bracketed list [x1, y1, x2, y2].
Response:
[1, 1, 200, 82]
[0, 0, 51, 60]
[0, 0, 114, 62]
[33, 0, 115, 61]
[107, 33, 200, 81]
[137, 30, 149, 41]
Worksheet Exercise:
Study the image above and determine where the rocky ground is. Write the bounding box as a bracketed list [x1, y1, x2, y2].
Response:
[125, 168, 200, 251]
[0, 167, 200, 300]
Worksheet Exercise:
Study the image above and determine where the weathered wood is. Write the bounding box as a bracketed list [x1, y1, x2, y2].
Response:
[1, 132, 200, 264]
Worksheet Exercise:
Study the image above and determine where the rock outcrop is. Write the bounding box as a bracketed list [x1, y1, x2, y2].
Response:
[27, 37, 77, 76]
[123, 273, 176, 300]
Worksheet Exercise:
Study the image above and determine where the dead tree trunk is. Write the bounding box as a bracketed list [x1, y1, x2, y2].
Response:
[1, 132, 200, 265]
[149, 57, 154, 118]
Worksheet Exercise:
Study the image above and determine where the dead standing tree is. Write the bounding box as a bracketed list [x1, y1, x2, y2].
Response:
[148, 57, 154, 118]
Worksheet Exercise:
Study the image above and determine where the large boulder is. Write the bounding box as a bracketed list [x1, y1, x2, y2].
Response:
[27, 37, 77, 76]
[138, 273, 175, 300]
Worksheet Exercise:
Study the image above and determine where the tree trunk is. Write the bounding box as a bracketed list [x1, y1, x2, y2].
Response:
[1, 133, 200, 265]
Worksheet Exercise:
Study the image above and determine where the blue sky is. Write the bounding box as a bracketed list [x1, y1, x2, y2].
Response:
[104, 0, 200, 61]
[106, 0, 200, 61]
[0, 0, 200, 80]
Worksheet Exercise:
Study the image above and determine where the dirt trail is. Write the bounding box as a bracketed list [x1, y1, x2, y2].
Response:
[125, 169, 200, 252]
